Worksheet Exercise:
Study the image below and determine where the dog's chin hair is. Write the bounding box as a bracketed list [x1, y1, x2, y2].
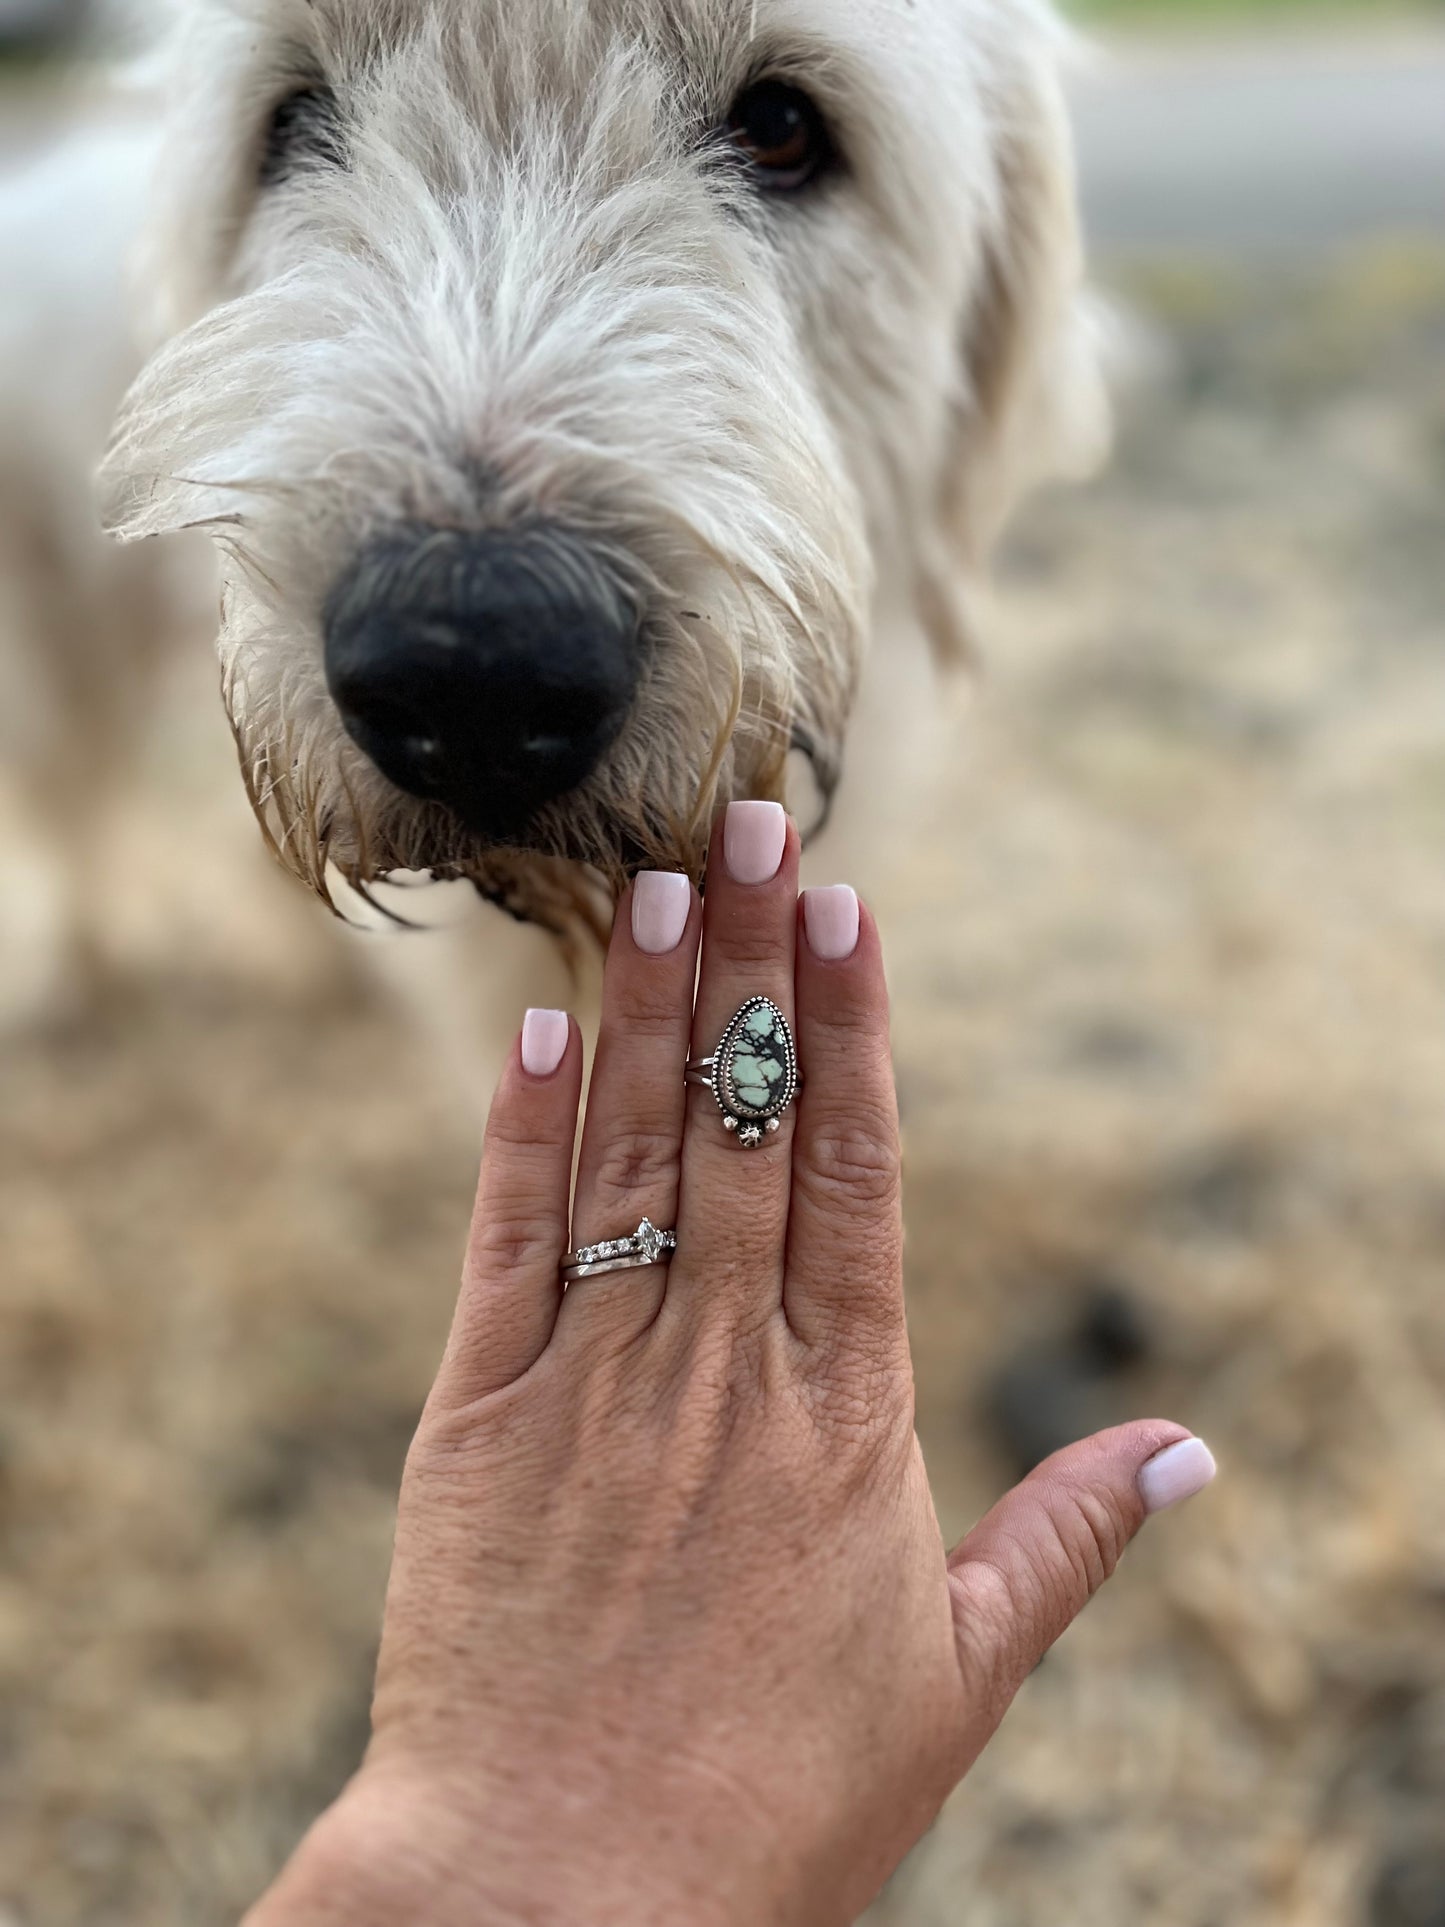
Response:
[229, 717, 790, 949]
[224, 618, 800, 948]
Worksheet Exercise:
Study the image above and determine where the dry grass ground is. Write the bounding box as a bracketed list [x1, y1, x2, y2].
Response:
[3, 245, 1445, 1926]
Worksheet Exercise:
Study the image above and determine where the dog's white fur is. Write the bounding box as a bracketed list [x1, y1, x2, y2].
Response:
[4, 0, 1104, 1080]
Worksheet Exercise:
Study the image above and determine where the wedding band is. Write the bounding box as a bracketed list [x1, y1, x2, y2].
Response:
[561, 1217, 677, 1283]
[685, 995, 801, 1148]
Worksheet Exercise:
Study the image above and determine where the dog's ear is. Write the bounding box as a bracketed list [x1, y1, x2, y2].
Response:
[918, 64, 1110, 666]
[118, 6, 287, 349]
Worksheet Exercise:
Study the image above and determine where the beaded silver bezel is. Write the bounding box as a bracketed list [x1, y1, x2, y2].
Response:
[710, 996, 799, 1149]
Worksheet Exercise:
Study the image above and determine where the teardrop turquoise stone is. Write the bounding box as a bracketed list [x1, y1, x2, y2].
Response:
[728, 1005, 789, 1114]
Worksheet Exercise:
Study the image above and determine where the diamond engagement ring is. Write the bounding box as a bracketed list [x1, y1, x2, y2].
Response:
[561, 1217, 678, 1283]
[685, 995, 801, 1148]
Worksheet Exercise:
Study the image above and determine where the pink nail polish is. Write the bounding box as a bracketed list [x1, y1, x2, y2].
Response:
[632, 872, 692, 956]
[1138, 1437, 1217, 1515]
[803, 886, 860, 962]
[521, 1009, 569, 1078]
[724, 801, 787, 886]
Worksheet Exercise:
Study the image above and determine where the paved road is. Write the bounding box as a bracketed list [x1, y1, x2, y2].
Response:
[1071, 30, 1445, 253]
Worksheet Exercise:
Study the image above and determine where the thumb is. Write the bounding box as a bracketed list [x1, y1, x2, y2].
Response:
[946, 1423, 1217, 1727]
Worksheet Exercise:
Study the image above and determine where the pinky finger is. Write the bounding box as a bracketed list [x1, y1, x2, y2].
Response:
[429, 1009, 582, 1411]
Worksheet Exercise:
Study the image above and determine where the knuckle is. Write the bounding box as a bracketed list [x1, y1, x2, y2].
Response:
[586, 1122, 680, 1211]
[602, 991, 687, 1044]
[797, 1112, 902, 1215]
[484, 1107, 554, 1165]
[961, 1555, 1031, 1651]
[1054, 1483, 1132, 1597]
[704, 926, 789, 979]
[810, 1001, 888, 1055]
[1001, 1485, 1134, 1647]
[467, 1207, 560, 1277]
[951, 1556, 1038, 1721]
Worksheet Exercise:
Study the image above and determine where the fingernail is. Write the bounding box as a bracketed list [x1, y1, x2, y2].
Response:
[1138, 1437, 1217, 1515]
[803, 886, 860, 962]
[632, 872, 692, 956]
[521, 1008, 569, 1078]
[724, 800, 787, 886]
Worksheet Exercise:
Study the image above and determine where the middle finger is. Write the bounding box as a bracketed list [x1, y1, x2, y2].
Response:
[669, 801, 800, 1333]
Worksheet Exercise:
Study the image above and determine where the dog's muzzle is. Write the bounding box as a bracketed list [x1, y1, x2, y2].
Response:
[323, 522, 643, 839]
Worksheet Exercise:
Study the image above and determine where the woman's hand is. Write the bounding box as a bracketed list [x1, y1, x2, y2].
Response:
[249, 802, 1215, 1927]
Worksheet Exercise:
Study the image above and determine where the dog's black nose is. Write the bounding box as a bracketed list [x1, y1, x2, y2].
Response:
[323, 525, 641, 837]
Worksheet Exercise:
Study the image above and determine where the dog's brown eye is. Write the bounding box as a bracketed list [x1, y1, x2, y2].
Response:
[725, 80, 833, 192]
[261, 85, 345, 187]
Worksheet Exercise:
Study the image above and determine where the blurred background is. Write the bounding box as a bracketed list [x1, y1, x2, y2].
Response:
[2, 2, 1444, 1923]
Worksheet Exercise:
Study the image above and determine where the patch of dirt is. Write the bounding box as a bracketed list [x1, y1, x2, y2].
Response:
[4, 246, 1445, 1925]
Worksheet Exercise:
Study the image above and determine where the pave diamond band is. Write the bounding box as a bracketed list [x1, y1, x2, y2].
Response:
[561, 1217, 678, 1283]
[685, 996, 801, 1148]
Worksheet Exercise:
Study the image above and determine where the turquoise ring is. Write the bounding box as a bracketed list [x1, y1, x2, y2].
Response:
[685, 996, 801, 1148]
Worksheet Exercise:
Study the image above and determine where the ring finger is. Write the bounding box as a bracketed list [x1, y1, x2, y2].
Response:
[553, 869, 702, 1351]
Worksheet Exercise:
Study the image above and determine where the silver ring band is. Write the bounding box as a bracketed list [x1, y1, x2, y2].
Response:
[561, 1217, 677, 1283]
[686, 996, 801, 1148]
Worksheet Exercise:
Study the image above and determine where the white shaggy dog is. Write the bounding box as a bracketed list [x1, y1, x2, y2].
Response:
[17, 0, 1105, 1077]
